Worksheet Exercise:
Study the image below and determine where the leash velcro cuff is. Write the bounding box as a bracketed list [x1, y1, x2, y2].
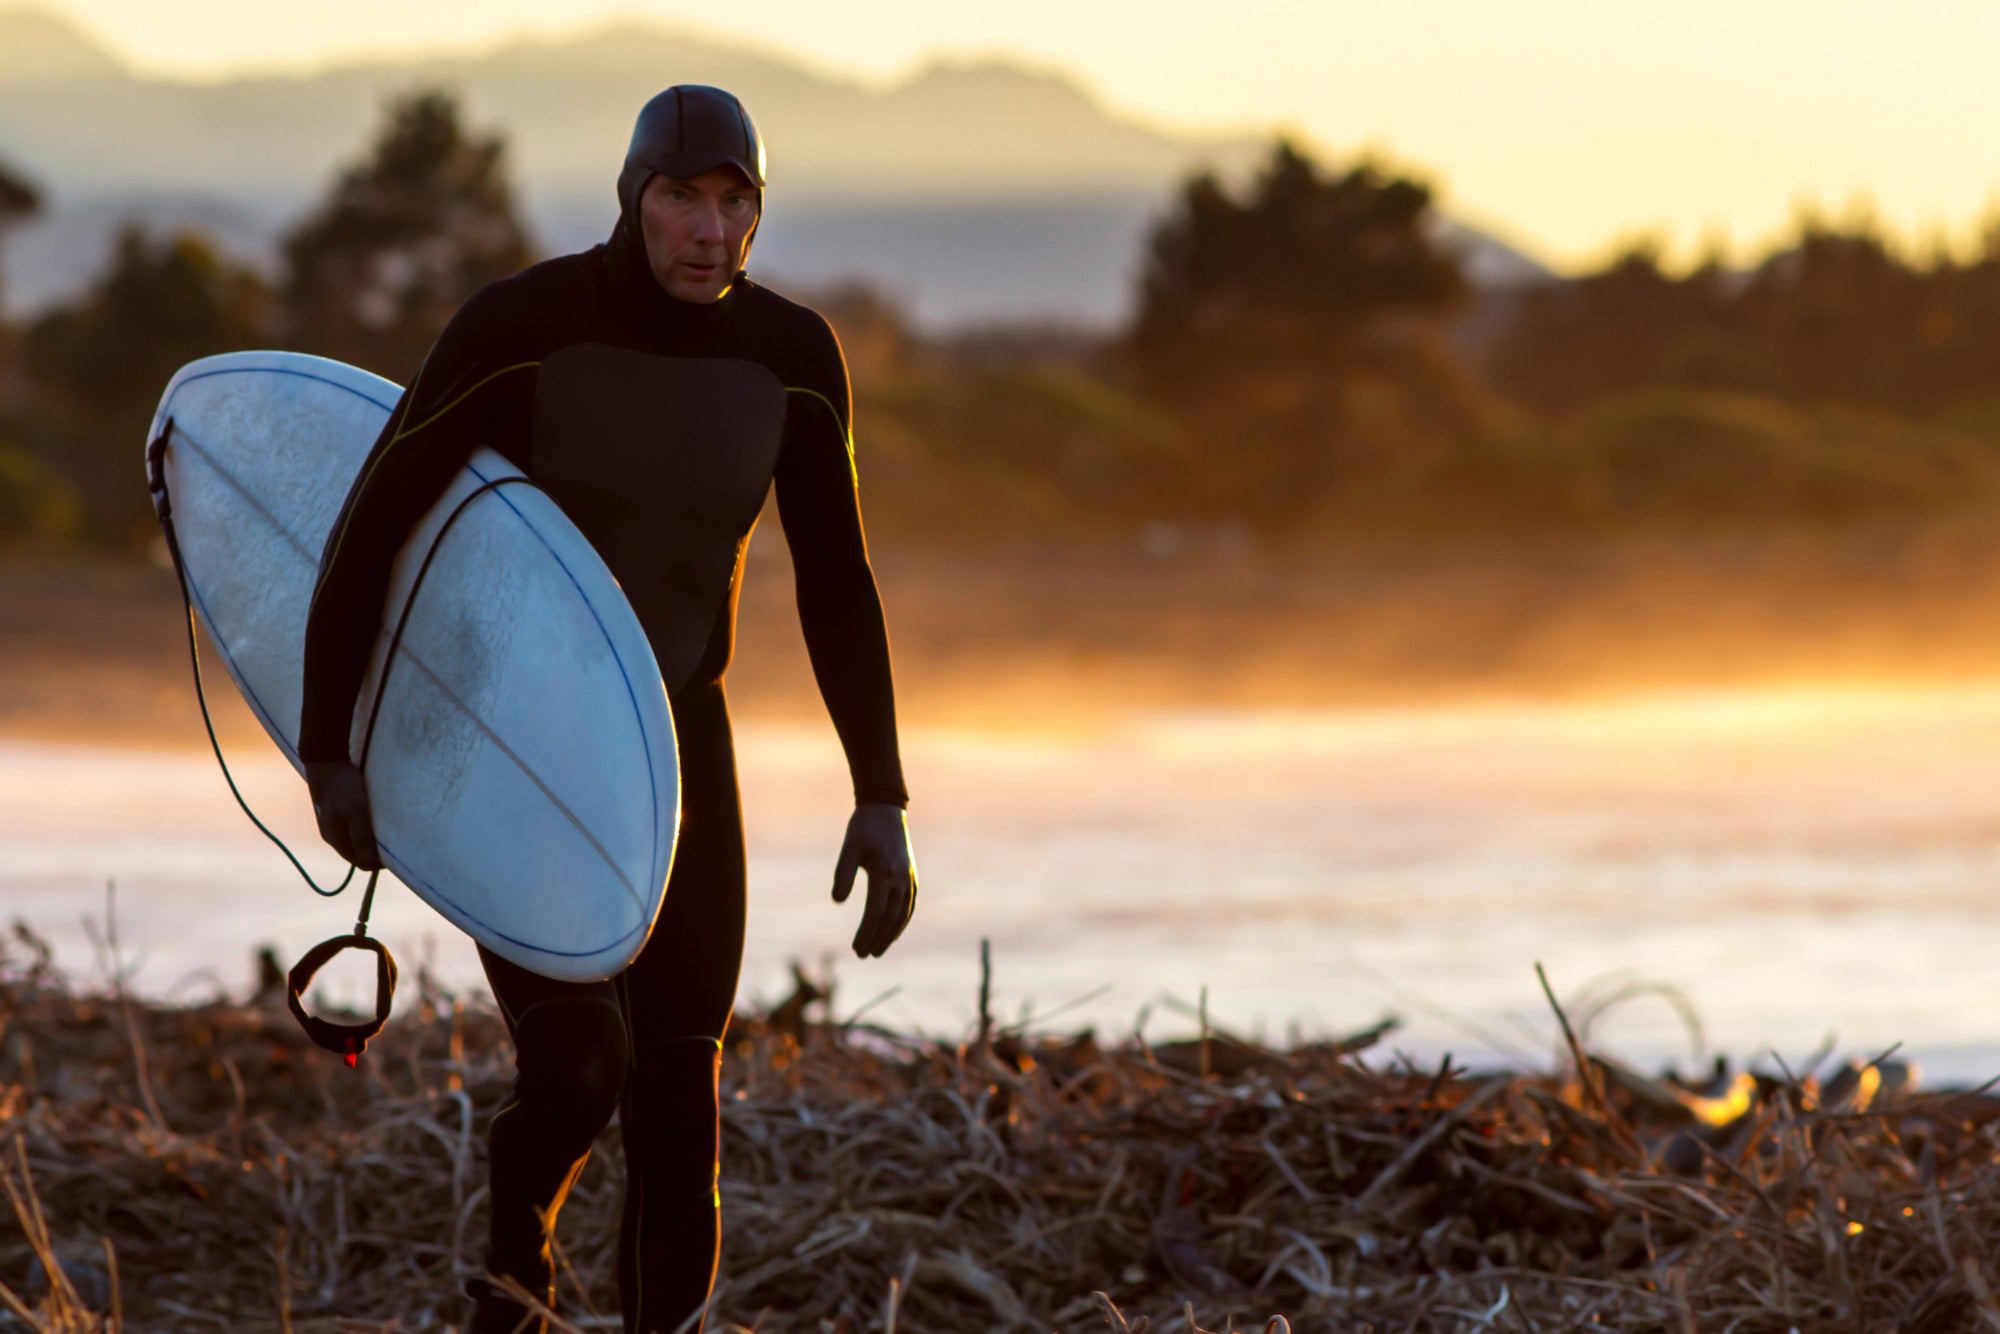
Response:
[286, 931, 398, 1067]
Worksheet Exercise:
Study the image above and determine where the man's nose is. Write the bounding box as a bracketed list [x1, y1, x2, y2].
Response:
[691, 202, 725, 245]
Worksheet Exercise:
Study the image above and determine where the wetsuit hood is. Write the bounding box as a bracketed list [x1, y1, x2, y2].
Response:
[614, 85, 765, 308]
[618, 85, 766, 221]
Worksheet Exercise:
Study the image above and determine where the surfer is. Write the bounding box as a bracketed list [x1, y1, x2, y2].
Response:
[296, 86, 917, 1334]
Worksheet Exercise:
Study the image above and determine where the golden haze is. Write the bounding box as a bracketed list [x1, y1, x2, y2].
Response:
[27, 0, 2000, 271]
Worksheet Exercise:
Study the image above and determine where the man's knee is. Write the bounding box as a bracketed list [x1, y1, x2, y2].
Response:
[512, 996, 628, 1146]
[626, 1037, 722, 1198]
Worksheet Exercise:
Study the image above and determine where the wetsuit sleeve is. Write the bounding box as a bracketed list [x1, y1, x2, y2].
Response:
[773, 317, 910, 808]
[296, 288, 539, 764]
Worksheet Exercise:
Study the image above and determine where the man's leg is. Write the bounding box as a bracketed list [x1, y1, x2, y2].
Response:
[617, 683, 747, 1334]
[475, 950, 629, 1333]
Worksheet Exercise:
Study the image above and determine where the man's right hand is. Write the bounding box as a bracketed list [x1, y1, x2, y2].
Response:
[305, 759, 383, 871]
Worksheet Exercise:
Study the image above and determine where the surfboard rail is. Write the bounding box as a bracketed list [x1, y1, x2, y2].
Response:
[147, 350, 679, 982]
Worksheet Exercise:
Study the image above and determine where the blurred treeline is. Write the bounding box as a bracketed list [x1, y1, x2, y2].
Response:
[0, 92, 530, 548]
[4, 89, 2000, 551]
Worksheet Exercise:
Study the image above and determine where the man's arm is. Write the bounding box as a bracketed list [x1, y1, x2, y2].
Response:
[771, 328, 907, 808]
[298, 293, 536, 767]
[773, 316, 914, 956]
[297, 289, 537, 865]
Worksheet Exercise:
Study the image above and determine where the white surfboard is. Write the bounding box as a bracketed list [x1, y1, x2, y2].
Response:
[146, 350, 678, 982]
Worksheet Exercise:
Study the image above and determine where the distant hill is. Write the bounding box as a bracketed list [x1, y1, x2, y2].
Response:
[0, 5, 123, 82]
[0, 7, 1551, 328]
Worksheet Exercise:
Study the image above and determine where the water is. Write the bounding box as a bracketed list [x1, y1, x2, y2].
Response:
[9, 681, 2000, 1084]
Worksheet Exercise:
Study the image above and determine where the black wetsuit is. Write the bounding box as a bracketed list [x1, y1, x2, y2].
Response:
[298, 218, 907, 1332]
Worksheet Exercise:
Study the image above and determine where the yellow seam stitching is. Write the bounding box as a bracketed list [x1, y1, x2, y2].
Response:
[391, 360, 541, 446]
[310, 360, 541, 608]
[786, 386, 856, 484]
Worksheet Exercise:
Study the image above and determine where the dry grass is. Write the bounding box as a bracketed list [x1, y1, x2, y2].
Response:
[4, 924, 2000, 1333]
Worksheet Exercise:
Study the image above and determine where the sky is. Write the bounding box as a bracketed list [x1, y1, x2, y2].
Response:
[29, 0, 2000, 270]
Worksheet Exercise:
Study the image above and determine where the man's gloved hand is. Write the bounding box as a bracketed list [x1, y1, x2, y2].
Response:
[305, 759, 384, 872]
[831, 803, 918, 958]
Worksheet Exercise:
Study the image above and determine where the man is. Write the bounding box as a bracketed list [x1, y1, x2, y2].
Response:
[298, 85, 918, 1334]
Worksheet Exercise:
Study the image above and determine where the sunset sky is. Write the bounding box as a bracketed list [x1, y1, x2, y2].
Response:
[28, 0, 2000, 270]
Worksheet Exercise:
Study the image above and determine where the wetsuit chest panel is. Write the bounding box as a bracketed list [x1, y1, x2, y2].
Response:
[530, 345, 787, 691]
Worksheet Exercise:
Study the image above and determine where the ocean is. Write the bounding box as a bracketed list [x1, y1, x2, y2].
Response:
[8, 680, 2000, 1085]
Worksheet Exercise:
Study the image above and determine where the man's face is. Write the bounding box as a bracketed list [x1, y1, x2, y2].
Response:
[637, 167, 759, 303]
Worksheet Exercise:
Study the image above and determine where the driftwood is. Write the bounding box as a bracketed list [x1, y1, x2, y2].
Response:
[3, 922, 1999, 1332]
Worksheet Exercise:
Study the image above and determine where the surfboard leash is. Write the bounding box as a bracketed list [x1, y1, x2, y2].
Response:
[292, 473, 540, 1066]
[148, 418, 392, 1067]
[283, 872, 394, 1069]
[146, 421, 360, 900]
[148, 424, 542, 1066]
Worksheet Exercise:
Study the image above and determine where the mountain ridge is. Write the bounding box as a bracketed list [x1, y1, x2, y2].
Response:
[0, 6, 1552, 327]
[0, 6, 127, 81]
[0, 7, 1239, 199]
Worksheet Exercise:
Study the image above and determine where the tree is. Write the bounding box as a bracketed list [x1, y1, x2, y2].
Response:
[1485, 215, 2000, 421]
[0, 157, 39, 317]
[24, 226, 269, 544]
[1735, 222, 1931, 409]
[0, 157, 42, 387]
[0, 440, 79, 547]
[1129, 140, 1466, 404]
[1484, 243, 1743, 417]
[1123, 140, 1471, 529]
[282, 89, 534, 380]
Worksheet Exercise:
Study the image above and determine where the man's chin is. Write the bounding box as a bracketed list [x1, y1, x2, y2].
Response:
[665, 268, 730, 303]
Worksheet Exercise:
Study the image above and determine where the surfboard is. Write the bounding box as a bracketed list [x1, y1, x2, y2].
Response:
[146, 350, 678, 983]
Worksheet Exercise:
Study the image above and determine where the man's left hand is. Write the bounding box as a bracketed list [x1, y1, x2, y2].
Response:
[832, 803, 918, 958]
